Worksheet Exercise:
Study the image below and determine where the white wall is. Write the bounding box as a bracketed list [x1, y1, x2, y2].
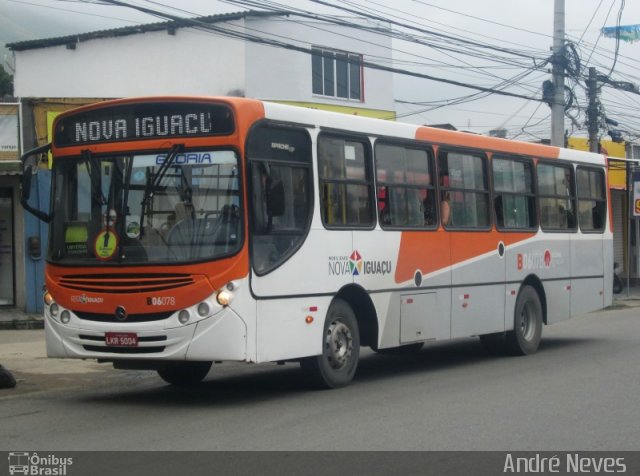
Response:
[244, 17, 395, 111]
[14, 23, 247, 98]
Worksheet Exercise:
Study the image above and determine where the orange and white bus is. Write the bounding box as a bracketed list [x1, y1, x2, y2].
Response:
[21, 97, 613, 388]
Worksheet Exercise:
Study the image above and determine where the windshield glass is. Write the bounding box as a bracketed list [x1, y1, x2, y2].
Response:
[49, 149, 242, 264]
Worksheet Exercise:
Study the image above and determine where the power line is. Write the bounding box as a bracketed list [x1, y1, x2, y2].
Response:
[57, 0, 639, 137]
[93, 0, 546, 104]
[306, 0, 545, 62]
[8, 0, 141, 22]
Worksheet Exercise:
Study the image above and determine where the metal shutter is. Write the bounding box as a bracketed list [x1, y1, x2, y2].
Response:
[612, 190, 625, 273]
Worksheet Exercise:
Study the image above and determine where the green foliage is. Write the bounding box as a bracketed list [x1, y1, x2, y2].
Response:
[0, 65, 14, 97]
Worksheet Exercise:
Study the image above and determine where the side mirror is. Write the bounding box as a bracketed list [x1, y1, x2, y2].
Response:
[268, 179, 285, 217]
[20, 143, 52, 223]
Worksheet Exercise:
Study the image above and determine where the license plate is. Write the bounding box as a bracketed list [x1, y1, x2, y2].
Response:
[105, 332, 138, 347]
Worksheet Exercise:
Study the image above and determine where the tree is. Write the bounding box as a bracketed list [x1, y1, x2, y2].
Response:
[0, 65, 14, 97]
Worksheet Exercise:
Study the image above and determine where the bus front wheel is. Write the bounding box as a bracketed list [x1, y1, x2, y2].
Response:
[506, 285, 542, 355]
[157, 361, 212, 386]
[300, 299, 360, 389]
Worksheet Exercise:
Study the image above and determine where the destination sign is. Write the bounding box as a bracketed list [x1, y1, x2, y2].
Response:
[54, 102, 235, 147]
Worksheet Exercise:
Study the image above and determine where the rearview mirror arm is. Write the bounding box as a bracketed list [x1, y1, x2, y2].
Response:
[20, 143, 52, 223]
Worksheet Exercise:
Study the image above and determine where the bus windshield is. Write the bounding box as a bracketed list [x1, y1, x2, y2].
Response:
[49, 149, 242, 264]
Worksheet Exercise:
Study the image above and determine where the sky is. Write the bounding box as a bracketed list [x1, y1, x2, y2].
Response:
[1, 0, 639, 142]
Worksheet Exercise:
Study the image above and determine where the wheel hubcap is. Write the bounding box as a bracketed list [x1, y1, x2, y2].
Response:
[325, 320, 353, 370]
[519, 302, 535, 341]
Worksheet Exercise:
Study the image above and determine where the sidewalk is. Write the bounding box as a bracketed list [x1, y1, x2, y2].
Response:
[0, 329, 113, 396]
[611, 284, 640, 307]
[0, 308, 43, 330]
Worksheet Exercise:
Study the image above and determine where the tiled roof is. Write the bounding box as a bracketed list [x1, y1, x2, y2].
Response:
[6, 10, 286, 51]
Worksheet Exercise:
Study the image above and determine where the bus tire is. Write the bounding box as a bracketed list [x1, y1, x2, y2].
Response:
[506, 285, 542, 356]
[373, 342, 424, 355]
[300, 299, 360, 389]
[157, 361, 212, 386]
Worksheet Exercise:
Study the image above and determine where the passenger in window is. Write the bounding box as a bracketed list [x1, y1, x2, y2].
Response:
[562, 169, 576, 228]
[494, 194, 504, 228]
[423, 192, 435, 225]
[378, 187, 391, 225]
[592, 201, 605, 230]
[441, 191, 451, 226]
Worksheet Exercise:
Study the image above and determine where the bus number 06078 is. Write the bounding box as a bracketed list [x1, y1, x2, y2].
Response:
[147, 297, 176, 306]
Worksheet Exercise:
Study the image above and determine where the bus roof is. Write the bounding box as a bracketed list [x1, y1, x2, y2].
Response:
[262, 101, 606, 166]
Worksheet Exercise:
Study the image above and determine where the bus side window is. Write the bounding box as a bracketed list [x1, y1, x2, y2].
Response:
[438, 151, 490, 229]
[319, 135, 374, 228]
[538, 162, 576, 231]
[492, 156, 536, 230]
[374, 142, 435, 229]
[577, 166, 606, 232]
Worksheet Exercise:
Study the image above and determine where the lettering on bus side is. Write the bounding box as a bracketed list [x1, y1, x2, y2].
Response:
[516, 250, 564, 270]
[328, 250, 393, 277]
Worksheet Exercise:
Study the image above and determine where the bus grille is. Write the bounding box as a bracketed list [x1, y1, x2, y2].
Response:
[74, 311, 173, 323]
[58, 273, 194, 294]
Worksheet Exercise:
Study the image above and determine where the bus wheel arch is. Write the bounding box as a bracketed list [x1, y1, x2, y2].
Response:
[335, 284, 379, 348]
[521, 274, 547, 325]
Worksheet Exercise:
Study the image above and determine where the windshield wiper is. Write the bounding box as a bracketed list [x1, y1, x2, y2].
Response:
[139, 144, 184, 237]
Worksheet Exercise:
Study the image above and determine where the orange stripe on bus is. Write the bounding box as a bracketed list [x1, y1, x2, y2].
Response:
[395, 230, 535, 284]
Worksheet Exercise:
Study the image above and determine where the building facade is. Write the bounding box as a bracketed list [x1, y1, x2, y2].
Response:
[4, 10, 396, 312]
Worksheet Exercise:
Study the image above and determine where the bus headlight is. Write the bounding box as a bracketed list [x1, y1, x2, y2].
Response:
[50, 303, 59, 317]
[178, 310, 191, 324]
[60, 310, 71, 324]
[44, 292, 54, 306]
[197, 302, 210, 317]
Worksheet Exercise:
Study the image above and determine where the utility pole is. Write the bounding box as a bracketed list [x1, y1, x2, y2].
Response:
[551, 0, 565, 146]
[587, 67, 600, 153]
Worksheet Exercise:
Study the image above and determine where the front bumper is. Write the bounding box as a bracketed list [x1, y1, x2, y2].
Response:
[45, 306, 247, 362]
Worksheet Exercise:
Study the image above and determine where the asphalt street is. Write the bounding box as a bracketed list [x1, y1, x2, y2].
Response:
[0, 305, 639, 452]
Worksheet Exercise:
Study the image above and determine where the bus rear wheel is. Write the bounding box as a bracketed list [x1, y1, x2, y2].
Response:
[506, 285, 542, 355]
[300, 299, 360, 389]
[157, 361, 212, 386]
